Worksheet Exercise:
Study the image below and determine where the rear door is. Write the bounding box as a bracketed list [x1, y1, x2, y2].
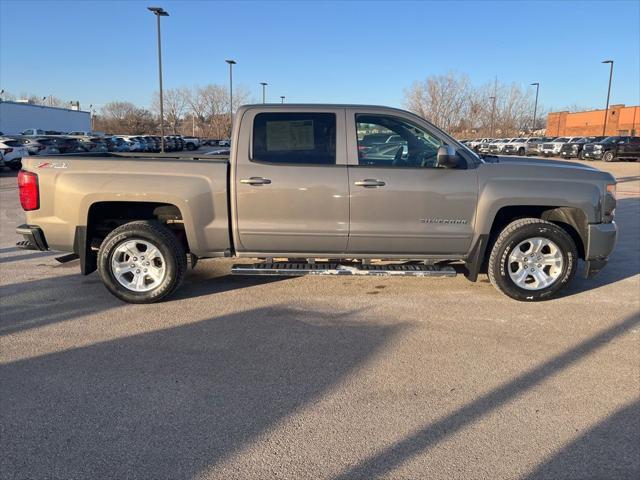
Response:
[627, 136, 640, 158]
[345, 108, 478, 255]
[233, 107, 349, 254]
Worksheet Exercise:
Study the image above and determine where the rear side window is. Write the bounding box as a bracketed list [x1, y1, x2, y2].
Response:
[252, 112, 336, 165]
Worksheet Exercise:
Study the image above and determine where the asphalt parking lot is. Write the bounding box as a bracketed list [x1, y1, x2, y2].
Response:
[1, 157, 638, 480]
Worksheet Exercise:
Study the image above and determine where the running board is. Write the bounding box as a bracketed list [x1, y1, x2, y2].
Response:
[231, 262, 457, 277]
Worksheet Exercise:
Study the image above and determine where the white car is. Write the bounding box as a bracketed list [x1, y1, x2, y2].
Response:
[120, 136, 144, 152]
[540, 137, 582, 157]
[0, 138, 30, 170]
[182, 136, 201, 151]
[218, 139, 231, 147]
[502, 137, 542, 156]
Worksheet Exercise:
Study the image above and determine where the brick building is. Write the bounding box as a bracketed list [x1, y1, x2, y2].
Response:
[546, 104, 639, 137]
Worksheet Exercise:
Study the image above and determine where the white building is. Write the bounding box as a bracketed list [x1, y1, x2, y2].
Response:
[0, 101, 91, 135]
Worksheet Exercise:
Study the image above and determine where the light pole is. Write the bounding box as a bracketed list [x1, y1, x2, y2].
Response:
[489, 96, 496, 137]
[260, 82, 268, 103]
[148, 6, 169, 152]
[602, 60, 614, 136]
[226, 60, 236, 134]
[89, 104, 94, 130]
[280, 96, 285, 104]
[530, 82, 539, 134]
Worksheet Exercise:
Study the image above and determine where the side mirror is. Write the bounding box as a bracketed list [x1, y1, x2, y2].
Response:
[436, 145, 461, 169]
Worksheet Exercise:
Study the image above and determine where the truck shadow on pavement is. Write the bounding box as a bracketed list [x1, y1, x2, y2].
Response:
[0, 271, 288, 336]
[0, 306, 404, 479]
[523, 399, 640, 480]
[332, 313, 640, 480]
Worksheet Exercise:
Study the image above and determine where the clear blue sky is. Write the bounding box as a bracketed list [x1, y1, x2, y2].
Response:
[1, 0, 638, 112]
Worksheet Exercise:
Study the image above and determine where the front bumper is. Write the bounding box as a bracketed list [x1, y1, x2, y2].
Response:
[16, 224, 49, 251]
[583, 150, 603, 160]
[584, 222, 617, 278]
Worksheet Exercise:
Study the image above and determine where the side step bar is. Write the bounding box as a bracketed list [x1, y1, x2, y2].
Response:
[231, 261, 457, 277]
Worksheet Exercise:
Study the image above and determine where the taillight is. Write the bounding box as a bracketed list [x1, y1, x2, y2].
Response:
[18, 170, 39, 211]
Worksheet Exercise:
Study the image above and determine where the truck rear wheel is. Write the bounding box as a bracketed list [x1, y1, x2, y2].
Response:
[98, 220, 187, 303]
[487, 218, 577, 301]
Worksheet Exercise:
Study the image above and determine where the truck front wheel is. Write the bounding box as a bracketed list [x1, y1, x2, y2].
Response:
[487, 218, 577, 301]
[98, 220, 187, 303]
[603, 151, 615, 162]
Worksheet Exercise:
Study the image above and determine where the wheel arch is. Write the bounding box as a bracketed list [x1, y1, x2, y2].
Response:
[465, 205, 587, 281]
[77, 201, 190, 275]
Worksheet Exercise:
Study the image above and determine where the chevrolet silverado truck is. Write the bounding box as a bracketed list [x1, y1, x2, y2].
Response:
[16, 104, 618, 303]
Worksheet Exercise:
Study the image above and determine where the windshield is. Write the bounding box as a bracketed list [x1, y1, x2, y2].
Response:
[601, 136, 618, 143]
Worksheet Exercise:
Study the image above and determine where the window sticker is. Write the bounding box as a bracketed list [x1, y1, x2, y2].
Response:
[266, 120, 314, 151]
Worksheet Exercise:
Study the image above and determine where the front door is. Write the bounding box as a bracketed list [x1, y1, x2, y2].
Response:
[234, 108, 349, 254]
[346, 110, 478, 255]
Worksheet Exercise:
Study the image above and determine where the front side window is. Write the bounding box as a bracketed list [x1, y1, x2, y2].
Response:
[356, 114, 443, 168]
[253, 112, 336, 165]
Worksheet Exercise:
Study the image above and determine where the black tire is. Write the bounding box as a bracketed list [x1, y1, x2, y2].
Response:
[488, 218, 577, 301]
[98, 220, 187, 303]
[518, 147, 525, 156]
[603, 151, 615, 162]
[186, 142, 196, 151]
[578, 150, 585, 160]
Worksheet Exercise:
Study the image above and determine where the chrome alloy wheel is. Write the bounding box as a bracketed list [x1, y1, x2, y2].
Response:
[110, 239, 166, 292]
[508, 237, 564, 290]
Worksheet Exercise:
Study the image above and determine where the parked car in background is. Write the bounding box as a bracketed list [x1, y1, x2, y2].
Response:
[0, 138, 29, 170]
[540, 137, 582, 157]
[559, 137, 605, 159]
[488, 138, 513, 154]
[477, 140, 493, 154]
[67, 131, 105, 137]
[105, 137, 130, 152]
[526, 137, 555, 156]
[218, 139, 231, 147]
[20, 129, 48, 136]
[21, 137, 61, 156]
[503, 138, 541, 156]
[53, 137, 84, 153]
[582, 136, 640, 162]
[468, 138, 492, 151]
[182, 136, 200, 151]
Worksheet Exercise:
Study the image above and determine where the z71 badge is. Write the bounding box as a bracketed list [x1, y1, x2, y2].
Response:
[36, 161, 68, 169]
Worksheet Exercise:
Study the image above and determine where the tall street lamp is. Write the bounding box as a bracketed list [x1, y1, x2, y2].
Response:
[280, 96, 285, 104]
[489, 96, 496, 137]
[148, 6, 169, 153]
[260, 82, 268, 103]
[530, 82, 540, 134]
[602, 60, 614, 136]
[226, 60, 236, 133]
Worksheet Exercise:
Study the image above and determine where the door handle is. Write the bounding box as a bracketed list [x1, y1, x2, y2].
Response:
[354, 179, 386, 187]
[240, 177, 272, 185]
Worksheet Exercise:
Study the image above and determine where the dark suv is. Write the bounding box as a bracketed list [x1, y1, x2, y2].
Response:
[582, 136, 640, 162]
[560, 136, 606, 159]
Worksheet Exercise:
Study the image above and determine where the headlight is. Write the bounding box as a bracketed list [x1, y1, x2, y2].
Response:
[571, 145, 579, 151]
[594, 144, 603, 150]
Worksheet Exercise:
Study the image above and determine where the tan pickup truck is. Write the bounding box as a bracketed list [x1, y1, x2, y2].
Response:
[17, 104, 617, 303]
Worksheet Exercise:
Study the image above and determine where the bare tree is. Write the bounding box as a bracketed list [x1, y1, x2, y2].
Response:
[94, 101, 157, 134]
[151, 87, 188, 135]
[182, 84, 251, 138]
[404, 72, 471, 132]
[405, 73, 538, 137]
